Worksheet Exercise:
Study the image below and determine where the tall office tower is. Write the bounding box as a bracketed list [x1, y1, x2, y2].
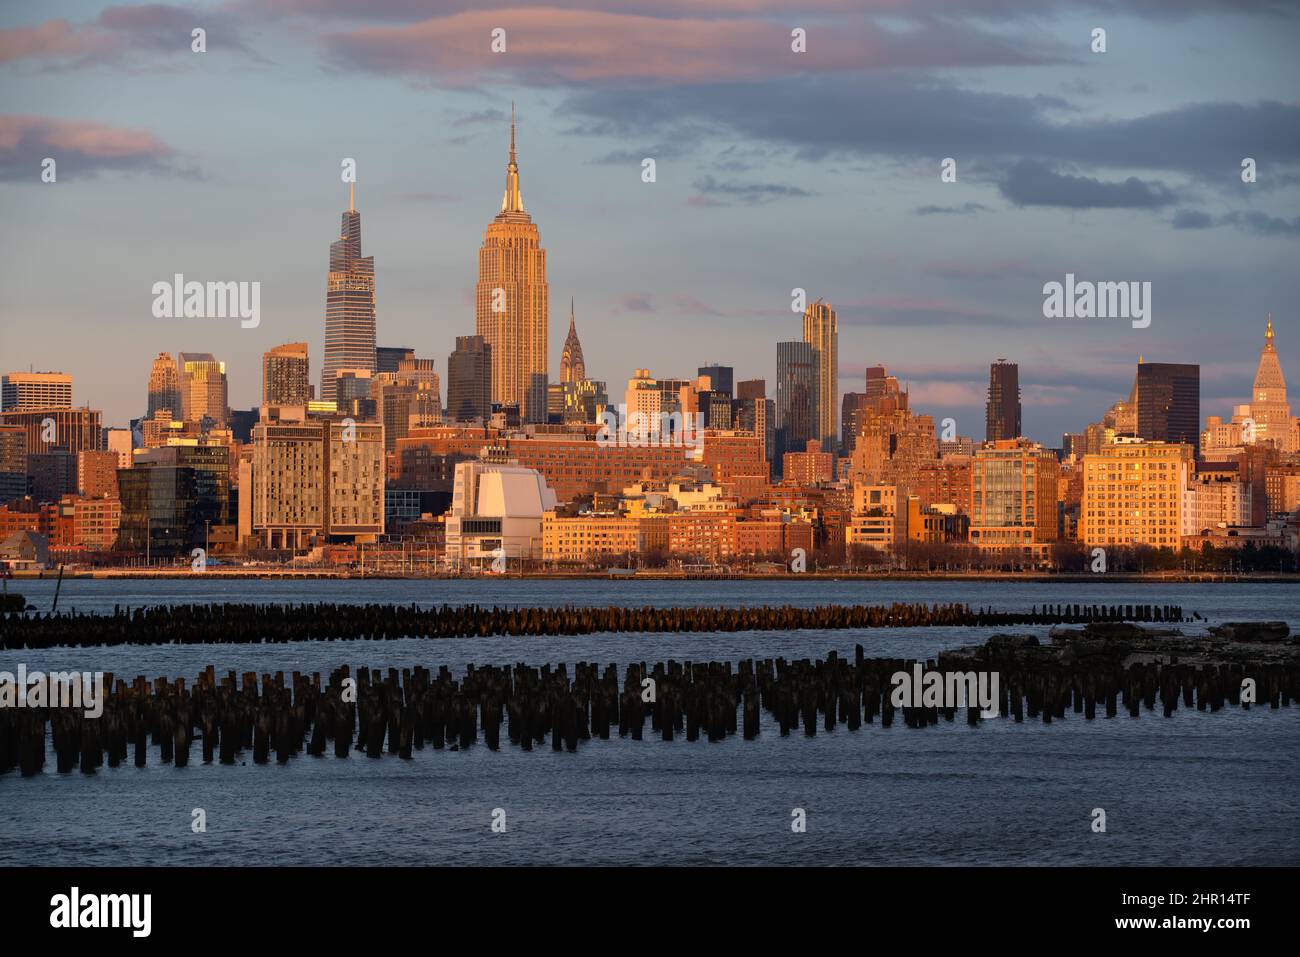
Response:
[447, 335, 492, 424]
[1133, 360, 1200, 456]
[985, 359, 1021, 443]
[698, 364, 735, 399]
[1247, 315, 1294, 451]
[476, 107, 549, 424]
[334, 369, 374, 414]
[322, 181, 377, 403]
[376, 346, 414, 375]
[841, 393, 865, 451]
[263, 342, 310, 406]
[146, 353, 180, 418]
[802, 299, 838, 449]
[378, 357, 442, 451]
[698, 391, 733, 430]
[560, 299, 585, 385]
[178, 353, 228, 426]
[2, 372, 72, 411]
[566, 379, 608, 425]
[656, 378, 691, 415]
[0, 425, 25, 503]
[734, 381, 774, 465]
[775, 341, 815, 455]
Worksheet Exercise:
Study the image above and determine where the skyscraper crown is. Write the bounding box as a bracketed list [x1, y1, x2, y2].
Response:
[500, 102, 526, 217]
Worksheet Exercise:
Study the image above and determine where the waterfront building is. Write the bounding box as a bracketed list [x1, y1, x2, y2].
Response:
[1078, 438, 1194, 549]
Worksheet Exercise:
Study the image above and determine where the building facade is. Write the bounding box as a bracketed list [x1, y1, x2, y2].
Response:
[322, 184, 377, 403]
[476, 111, 548, 424]
[802, 299, 838, 450]
[1078, 439, 1194, 548]
[2, 372, 72, 412]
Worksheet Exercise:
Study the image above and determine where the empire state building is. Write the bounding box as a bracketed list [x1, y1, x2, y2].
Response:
[476, 107, 549, 423]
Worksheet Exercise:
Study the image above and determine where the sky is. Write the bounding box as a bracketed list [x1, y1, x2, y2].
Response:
[1, 0, 1298, 443]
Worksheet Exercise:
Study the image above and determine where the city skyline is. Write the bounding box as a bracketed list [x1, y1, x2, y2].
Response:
[2, 1, 1298, 439]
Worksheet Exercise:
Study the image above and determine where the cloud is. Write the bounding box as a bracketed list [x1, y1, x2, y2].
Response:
[0, 6, 254, 68]
[999, 159, 1177, 208]
[1172, 208, 1215, 229]
[690, 174, 813, 205]
[915, 202, 990, 216]
[239, 0, 1300, 22]
[0, 19, 114, 64]
[562, 79, 1300, 187]
[673, 294, 724, 317]
[1171, 207, 1300, 236]
[1222, 211, 1300, 236]
[619, 294, 654, 313]
[450, 108, 507, 127]
[321, 9, 1059, 86]
[0, 115, 184, 180]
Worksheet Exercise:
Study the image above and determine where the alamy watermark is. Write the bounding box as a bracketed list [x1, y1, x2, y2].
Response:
[152, 273, 260, 328]
[889, 664, 1000, 716]
[0, 666, 105, 719]
[596, 404, 705, 450]
[1042, 273, 1150, 329]
[50, 887, 150, 937]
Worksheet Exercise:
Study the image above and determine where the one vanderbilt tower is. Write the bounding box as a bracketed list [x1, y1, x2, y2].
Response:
[476, 106, 549, 424]
[322, 180, 377, 404]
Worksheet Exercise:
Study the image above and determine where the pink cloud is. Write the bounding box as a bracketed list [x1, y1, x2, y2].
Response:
[0, 115, 177, 179]
[0, 6, 252, 67]
[0, 19, 114, 64]
[322, 8, 1051, 86]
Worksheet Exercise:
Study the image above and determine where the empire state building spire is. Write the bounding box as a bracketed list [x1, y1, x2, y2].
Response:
[500, 102, 525, 215]
[479, 104, 548, 423]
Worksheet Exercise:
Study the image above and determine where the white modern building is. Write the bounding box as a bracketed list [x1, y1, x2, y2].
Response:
[445, 459, 557, 569]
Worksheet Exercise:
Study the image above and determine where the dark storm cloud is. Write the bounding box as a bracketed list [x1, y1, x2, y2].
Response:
[998, 159, 1177, 208]
[1173, 208, 1300, 236]
[1172, 208, 1215, 229]
[561, 79, 1300, 186]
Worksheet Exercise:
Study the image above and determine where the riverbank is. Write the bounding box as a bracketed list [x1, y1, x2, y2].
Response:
[7, 568, 1297, 583]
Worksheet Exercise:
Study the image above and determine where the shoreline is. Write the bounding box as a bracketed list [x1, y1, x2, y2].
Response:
[6, 569, 1298, 583]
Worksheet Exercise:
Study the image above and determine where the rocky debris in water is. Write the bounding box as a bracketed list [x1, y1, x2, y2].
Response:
[985, 634, 1040, 653]
[1049, 621, 1183, 641]
[1207, 622, 1290, 643]
[952, 621, 1300, 672]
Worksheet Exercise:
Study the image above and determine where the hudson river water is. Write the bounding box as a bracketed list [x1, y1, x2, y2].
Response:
[2, 579, 1297, 866]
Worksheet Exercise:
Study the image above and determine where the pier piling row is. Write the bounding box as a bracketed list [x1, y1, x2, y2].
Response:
[3, 628, 1294, 776]
[0, 601, 1188, 649]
